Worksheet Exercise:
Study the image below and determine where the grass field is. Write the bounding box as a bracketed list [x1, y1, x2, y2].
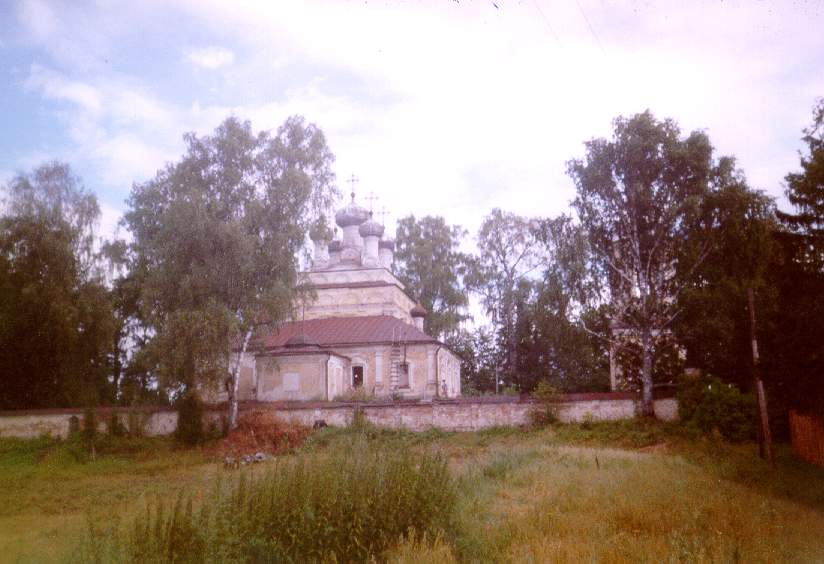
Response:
[1, 420, 824, 562]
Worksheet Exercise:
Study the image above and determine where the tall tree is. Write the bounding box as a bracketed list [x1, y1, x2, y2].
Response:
[777, 97, 824, 268]
[446, 327, 500, 394]
[125, 116, 337, 428]
[568, 111, 720, 415]
[675, 164, 778, 389]
[0, 162, 115, 409]
[517, 215, 610, 392]
[468, 209, 540, 389]
[771, 98, 824, 412]
[394, 215, 470, 339]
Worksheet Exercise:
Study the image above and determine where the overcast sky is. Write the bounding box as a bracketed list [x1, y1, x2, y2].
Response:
[2, 0, 823, 242]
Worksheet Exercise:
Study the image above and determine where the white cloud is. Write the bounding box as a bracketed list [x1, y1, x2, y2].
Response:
[12, 0, 824, 241]
[185, 46, 235, 69]
[25, 64, 103, 114]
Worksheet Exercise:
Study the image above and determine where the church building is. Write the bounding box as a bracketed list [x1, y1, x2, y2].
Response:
[231, 193, 462, 402]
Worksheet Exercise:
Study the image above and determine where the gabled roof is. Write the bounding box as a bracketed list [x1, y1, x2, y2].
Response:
[252, 315, 437, 352]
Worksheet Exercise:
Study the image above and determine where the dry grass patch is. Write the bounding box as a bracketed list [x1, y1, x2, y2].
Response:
[458, 445, 824, 563]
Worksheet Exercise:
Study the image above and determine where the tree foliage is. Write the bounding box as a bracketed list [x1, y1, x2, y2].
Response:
[125, 116, 337, 422]
[568, 111, 721, 414]
[394, 215, 470, 339]
[769, 98, 824, 412]
[468, 209, 540, 388]
[0, 162, 115, 409]
[675, 168, 778, 389]
[777, 97, 824, 268]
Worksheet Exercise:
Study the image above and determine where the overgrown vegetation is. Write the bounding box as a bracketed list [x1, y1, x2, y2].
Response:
[678, 376, 756, 441]
[83, 439, 455, 562]
[3, 420, 824, 562]
[529, 380, 560, 428]
[219, 410, 310, 457]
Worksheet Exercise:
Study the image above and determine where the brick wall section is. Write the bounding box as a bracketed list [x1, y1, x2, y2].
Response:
[0, 394, 678, 438]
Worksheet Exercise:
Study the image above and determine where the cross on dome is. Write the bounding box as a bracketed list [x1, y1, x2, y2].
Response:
[377, 206, 390, 226]
[365, 191, 378, 212]
[346, 174, 359, 201]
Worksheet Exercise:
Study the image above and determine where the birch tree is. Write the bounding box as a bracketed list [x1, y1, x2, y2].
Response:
[125, 116, 336, 429]
[468, 209, 540, 389]
[568, 111, 717, 416]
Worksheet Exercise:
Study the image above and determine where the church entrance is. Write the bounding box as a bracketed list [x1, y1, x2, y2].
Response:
[352, 366, 364, 388]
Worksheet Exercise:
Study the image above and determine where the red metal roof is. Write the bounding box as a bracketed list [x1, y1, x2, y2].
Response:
[253, 315, 436, 351]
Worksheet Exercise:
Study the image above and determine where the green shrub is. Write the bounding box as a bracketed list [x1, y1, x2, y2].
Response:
[90, 439, 456, 562]
[678, 376, 756, 441]
[530, 380, 560, 428]
[175, 393, 204, 446]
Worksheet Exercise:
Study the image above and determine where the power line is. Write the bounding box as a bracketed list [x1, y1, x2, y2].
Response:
[575, 0, 606, 56]
[531, 0, 562, 47]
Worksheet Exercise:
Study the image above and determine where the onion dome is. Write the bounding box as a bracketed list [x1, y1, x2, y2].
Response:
[358, 212, 385, 238]
[285, 334, 319, 348]
[379, 238, 395, 251]
[328, 240, 342, 252]
[335, 192, 370, 228]
[410, 304, 428, 318]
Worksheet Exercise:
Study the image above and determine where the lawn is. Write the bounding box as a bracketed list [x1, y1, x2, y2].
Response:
[1, 421, 823, 562]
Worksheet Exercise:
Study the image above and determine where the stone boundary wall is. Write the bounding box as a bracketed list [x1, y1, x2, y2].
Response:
[0, 393, 678, 439]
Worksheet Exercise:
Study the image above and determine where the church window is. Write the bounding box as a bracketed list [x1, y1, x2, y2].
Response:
[352, 365, 364, 388]
[283, 372, 299, 392]
[398, 362, 410, 388]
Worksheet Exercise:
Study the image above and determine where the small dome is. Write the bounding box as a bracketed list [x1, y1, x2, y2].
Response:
[335, 193, 369, 228]
[379, 238, 395, 251]
[285, 334, 319, 348]
[328, 240, 342, 252]
[359, 213, 385, 238]
[410, 304, 427, 318]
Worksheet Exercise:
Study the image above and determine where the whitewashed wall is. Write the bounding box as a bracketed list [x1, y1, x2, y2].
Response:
[0, 394, 678, 439]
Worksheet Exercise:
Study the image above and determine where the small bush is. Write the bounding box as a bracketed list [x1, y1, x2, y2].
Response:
[678, 376, 756, 441]
[530, 380, 560, 428]
[93, 439, 456, 562]
[175, 392, 204, 446]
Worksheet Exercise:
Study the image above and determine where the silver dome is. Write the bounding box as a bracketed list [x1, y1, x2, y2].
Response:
[335, 193, 370, 228]
[358, 214, 385, 238]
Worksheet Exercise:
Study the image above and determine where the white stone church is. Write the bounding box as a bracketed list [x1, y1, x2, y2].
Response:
[229, 193, 462, 402]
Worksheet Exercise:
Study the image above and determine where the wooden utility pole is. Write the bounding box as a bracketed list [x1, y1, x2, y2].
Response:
[748, 287, 774, 467]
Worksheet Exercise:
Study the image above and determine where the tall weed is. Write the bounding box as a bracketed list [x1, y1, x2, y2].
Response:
[89, 438, 456, 562]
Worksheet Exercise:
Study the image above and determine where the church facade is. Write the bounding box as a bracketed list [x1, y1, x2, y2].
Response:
[230, 194, 462, 402]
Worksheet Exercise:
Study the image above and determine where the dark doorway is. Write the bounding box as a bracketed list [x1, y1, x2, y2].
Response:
[353, 365, 364, 388]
